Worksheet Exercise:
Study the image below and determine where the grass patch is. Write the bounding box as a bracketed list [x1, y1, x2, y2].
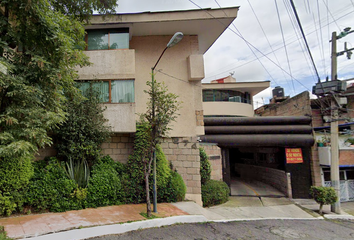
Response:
[139, 212, 159, 219]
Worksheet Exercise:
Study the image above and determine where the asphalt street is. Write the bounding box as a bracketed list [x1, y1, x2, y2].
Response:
[87, 219, 354, 240]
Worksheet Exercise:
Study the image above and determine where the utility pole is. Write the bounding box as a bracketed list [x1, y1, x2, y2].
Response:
[313, 28, 353, 213]
[329, 28, 354, 213]
[330, 31, 340, 214]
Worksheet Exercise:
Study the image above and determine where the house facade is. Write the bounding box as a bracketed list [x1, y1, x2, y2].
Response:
[37, 8, 239, 205]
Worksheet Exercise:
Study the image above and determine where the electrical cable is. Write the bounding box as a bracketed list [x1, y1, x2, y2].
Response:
[289, 0, 321, 82]
[316, 0, 327, 78]
[283, 0, 318, 84]
[212, 0, 278, 86]
[321, 0, 342, 32]
[204, 5, 354, 82]
[246, 0, 290, 91]
[275, 0, 296, 95]
[188, 0, 308, 89]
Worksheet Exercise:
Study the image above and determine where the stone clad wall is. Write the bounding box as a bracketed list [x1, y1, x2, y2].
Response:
[200, 143, 222, 181]
[101, 133, 134, 164]
[36, 134, 203, 205]
[161, 137, 202, 206]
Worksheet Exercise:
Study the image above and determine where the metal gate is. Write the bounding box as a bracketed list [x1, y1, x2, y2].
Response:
[323, 169, 354, 202]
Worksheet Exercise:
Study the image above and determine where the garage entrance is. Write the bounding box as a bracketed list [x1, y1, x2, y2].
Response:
[201, 116, 315, 199]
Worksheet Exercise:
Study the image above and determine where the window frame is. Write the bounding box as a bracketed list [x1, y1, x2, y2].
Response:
[85, 28, 129, 51]
[77, 79, 135, 103]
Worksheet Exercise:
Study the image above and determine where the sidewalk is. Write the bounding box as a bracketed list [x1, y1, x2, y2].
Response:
[1, 198, 354, 240]
[0, 203, 190, 239]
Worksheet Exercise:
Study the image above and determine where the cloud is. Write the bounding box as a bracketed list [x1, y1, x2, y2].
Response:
[117, 0, 354, 105]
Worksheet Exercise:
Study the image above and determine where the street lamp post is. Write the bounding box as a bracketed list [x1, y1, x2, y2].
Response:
[151, 32, 183, 213]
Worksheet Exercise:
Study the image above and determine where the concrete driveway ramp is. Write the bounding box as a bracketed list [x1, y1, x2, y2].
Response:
[230, 178, 285, 197]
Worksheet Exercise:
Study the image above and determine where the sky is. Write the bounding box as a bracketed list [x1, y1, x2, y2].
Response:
[116, 0, 354, 108]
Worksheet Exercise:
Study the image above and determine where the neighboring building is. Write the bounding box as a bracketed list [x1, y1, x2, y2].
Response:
[202, 75, 270, 117]
[201, 83, 315, 198]
[200, 75, 270, 182]
[37, 7, 239, 205]
[256, 86, 354, 202]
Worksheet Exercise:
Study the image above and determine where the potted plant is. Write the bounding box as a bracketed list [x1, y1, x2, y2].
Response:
[317, 136, 330, 147]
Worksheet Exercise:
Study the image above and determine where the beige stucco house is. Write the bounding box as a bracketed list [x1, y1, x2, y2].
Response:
[202, 75, 270, 117]
[54, 7, 238, 205]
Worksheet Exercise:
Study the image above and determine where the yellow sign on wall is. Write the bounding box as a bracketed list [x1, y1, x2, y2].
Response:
[285, 148, 303, 164]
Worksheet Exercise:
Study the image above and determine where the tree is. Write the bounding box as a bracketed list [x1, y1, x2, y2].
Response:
[0, 0, 117, 159]
[55, 85, 112, 165]
[310, 186, 338, 215]
[139, 76, 181, 217]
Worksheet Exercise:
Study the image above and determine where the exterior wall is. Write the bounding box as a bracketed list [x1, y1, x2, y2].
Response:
[102, 104, 136, 133]
[101, 133, 134, 164]
[35, 146, 57, 161]
[130, 35, 204, 137]
[203, 101, 254, 117]
[311, 146, 322, 186]
[160, 137, 202, 205]
[200, 143, 222, 181]
[235, 163, 292, 197]
[76, 49, 135, 80]
[256, 91, 312, 117]
[311, 108, 325, 128]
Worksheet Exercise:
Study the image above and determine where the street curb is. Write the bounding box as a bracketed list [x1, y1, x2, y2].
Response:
[211, 217, 324, 222]
[19, 214, 326, 240]
[19, 215, 208, 240]
[323, 214, 354, 220]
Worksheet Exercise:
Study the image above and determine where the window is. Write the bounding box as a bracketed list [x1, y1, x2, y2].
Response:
[86, 28, 129, 50]
[77, 80, 134, 103]
[202, 90, 251, 104]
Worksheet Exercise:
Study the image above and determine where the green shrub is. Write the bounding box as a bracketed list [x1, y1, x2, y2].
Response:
[162, 171, 186, 202]
[202, 180, 229, 207]
[86, 156, 125, 208]
[24, 158, 81, 212]
[55, 84, 112, 165]
[0, 193, 17, 216]
[156, 145, 171, 190]
[125, 124, 150, 203]
[310, 186, 338, 214]
[0, 155, 34, 193]
[0, 155, 34, 216]
[199, 147, 211, 185]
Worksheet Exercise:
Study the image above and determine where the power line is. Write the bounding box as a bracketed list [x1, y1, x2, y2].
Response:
[289, 0, 321, 82]
[275, 0, 296, 95]
[246, 0, 289, 88]
[204, 4, 354, 81]
[283, 0, 318, 84]
[316, 0, 327, 77]
[188, 0, 308, 89]
[213, 0, 278, 86]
